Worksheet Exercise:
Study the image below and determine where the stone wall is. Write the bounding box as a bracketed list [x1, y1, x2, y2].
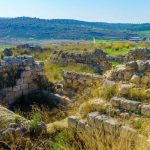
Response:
[125, 48, 150, 62]
[0, 56, 44, 105]
[106, 60, 150, 83]
[62, 71, 104, 91]
[50, 49, 111, 73]
[68, 113, 138, 145]
[106, 55, 124, 63]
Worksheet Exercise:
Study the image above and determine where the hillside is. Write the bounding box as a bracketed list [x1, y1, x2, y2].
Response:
[0, 17, 150, 40]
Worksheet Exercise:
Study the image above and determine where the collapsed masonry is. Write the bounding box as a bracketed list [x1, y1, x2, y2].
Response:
[68, 113, 138, 145]
[62, 71, 103, 94]
[106, 60, 150, 83]
[0, 56, 44, 105]
[63, 55, 150, 145]
[50, 49, 111, 73]
[125, 48, 150, 62]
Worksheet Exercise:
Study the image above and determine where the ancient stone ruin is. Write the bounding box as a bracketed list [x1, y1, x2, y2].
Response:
[0, 56, 48, 146]
[125, 48, 150, 61]
[50, 49, 112, 73]
[0, 48, 150, 149]
[64, 48, 150, 146]
[0, 56, 44, 106]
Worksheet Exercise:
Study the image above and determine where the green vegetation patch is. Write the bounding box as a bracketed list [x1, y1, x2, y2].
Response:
[44, 61, 97, 82]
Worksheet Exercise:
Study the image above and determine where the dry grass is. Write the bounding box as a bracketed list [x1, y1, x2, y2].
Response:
[47, 118, 68, 134]
[128, 87, 150, 102]
[79, 100, 107, 118]
[99, 83, 118, 101]
[52, 126, 150, 150]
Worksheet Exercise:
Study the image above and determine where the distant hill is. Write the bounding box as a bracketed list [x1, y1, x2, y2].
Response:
[0, 17, 150, 40]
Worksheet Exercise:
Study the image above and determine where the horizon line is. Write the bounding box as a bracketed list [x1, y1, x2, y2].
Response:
[0, 16, 150, 24]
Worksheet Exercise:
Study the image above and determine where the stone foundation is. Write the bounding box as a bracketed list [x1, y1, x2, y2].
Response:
[125, 48, 150, 61]
[0, 56, 44, 105]
[62, 71, 104, 91]
[50, 49, 111, 73]
[106, 60, 150, 84]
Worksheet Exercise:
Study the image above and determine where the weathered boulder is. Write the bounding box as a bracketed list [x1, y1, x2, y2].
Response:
[130, 75, 140, 84]
[87, 112, 99, 126]
[68, 116, 79, 129]
[77, 119, 87, 131]
[141, 105, 150, 117]
[0, 105, 27, 130]
[111, 97, 141, 112]
[118, 84, 133, 96]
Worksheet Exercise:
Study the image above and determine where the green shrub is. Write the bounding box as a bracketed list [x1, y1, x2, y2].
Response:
[30, 113, 41, 130]
[52, 129, 79, 150]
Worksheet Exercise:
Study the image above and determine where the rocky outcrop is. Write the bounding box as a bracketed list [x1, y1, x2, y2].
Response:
[0, 105, 27, 130]
[0, 56, 44, 105]
[50, 49, 111, 73]
[0, 105, 47, 141]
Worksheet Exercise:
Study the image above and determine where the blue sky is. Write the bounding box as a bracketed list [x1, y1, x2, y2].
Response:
[0, 0, 149, 23]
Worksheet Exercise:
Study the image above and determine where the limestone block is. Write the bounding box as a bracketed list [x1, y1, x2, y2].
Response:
[103, 79, 116, 88]
[94, 115, 108, 128]
[90, 99, 107, 111]
[130, 75, 140, 84]
[68, 116, 79, 129]
[87, 112, 99, 126]
[77, 119, 87, 131]
[141, 105, 150, 117]
[111, 97, 121, 107]
[119, 84, 132, 96]
[103, 118, 120, 134]
[111, 97, 141, 112]
[121, 99, 141, 112]
[120, 112, 130, 119]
